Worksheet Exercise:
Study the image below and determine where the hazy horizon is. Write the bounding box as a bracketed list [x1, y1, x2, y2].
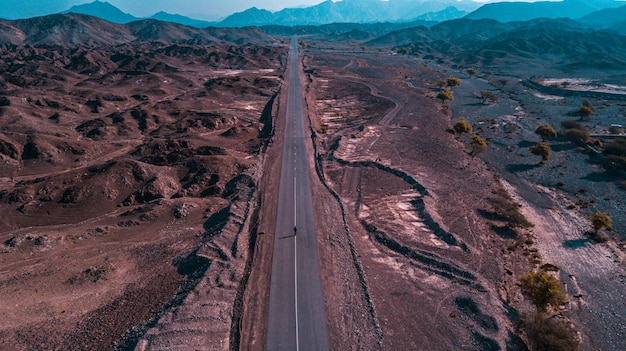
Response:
[0, 0, 564, 21]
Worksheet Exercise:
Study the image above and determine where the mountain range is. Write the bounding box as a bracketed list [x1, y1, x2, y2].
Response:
[465, 0, 623, 22]
[0, 0, 625, 35]
[52, 0, 626, 28]
[0, 13, 270, 47]
[218, 0, 479, 27]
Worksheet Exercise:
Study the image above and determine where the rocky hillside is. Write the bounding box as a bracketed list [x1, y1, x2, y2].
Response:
[0, 13, 271, 47]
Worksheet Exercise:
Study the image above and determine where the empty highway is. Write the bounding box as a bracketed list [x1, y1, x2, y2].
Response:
[266, 37, 330, 351]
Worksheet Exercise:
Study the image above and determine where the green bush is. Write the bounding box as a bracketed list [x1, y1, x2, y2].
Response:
[561, 120, 585, 130]
[535, 124, 557, 140]
[447, 77, 461, 88]
[519, 271, 567, 311]
[523, 312, 581, 351]
[530, 142, 552, 162]
[578, 105, 594, 119]
[562, 129, 590, 146]
[603, 139, 626, 157]
[437, 90, 454, 104]
[470, 135, 487, 156]
[454, 118, 472, 135]
[489, 188, 533, 229]
[590, 211, 612, 233]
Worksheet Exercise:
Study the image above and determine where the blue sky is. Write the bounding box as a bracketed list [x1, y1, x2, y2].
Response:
[0, 0, 556, 20]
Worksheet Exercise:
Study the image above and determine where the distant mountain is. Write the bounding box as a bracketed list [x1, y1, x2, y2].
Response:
[62, 2, 217, 28]
[219, 7, 275, 27]
[370, 16, 626, 77]
[260, 20, 436, 41]
[149, 12, 213, 28]
[413, 6, 466, 22]
[62, 0, 139, 24]
[218, 0, 480, 27]
[465, 0, 623, 22]
[473, 19, 626, 70]
[579, 4, 626, 28]
[0, 13, 271, 47]
[365, 18, 514, 49]
[2, 13, 134, 46]
[126, 19, 215, 44]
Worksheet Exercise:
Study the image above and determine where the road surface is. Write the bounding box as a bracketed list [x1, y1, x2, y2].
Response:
[266, 37, 330, 351]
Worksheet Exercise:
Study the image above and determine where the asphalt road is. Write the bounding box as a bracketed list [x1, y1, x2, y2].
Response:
[266, 38, 330, 351]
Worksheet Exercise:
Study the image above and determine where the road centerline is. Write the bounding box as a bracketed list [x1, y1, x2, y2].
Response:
[266, 36, 330, 351]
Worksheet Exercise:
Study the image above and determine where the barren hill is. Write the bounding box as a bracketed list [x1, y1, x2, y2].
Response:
[0, 13, 271, 48]
[0, 13, 284, 349]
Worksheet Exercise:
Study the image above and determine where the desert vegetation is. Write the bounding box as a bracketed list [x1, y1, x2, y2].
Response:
[453, 117, 472, 135]
[488, 186, 533, 230]
[518, 271, 580, 351]
[529, 142, 552, 162]
[535, 124, 557, 140]
[602, 139, 626, 172]
[519, 270, 567, 312]
[437, 89, 454, 104]
[470, 135, 487, 156]
[522, 312, 581, 351]
[560, 120, 590, 146]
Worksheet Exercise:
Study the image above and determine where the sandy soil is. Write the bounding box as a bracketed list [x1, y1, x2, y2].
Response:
[0, 40, 285, 350]
[297, 42, 625, 351]
[447, 67, 626, 351]
[297, 47, 531, 350]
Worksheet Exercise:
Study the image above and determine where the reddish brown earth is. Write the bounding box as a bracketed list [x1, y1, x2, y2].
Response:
[297, 48, 532, 351]
[1, 14, 626, 351]
[0, 25, 286, 350]
[290, 42, 625, 351]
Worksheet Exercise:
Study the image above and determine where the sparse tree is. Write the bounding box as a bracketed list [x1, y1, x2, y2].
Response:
[561, 120, 584, 130]
[479, 90, 498, 105]
[490, 187, 533, 229]
[467, 67, 477, 76]
[490, 79, 508, 89]
[590, 211, 612, 234]
[530, 142, 551, 162]
[447, 77, 461, 88]
[397, 47, 410, 55]
[470, 135, 487, 156]
[453, 117, 472, 135]
[519, 271, 567, 312]
[578, 105, 594, 121]
[535, 124, 557, 140]
[561, 120, 590, 145]
[523, 312, 581, 351]
[437, 90, 454, 104]
[563, 129, 590, 146]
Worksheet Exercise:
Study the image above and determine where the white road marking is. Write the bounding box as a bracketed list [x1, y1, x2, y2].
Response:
[294, 231, 299, 351]
[294, 175, 299, 351]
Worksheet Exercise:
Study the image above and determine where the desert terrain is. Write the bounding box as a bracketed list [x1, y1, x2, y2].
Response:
[0, 14, 285, 350]
[0, 12, 625, 351]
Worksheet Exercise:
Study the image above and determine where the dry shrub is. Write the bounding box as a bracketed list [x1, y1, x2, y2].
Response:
[523, 312, 581, 351]
[490, 187, 533, 229]
[519, 271, 566, 311]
